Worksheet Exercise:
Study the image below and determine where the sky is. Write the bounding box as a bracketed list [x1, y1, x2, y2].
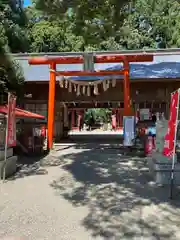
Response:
[24, 0, 32, 6]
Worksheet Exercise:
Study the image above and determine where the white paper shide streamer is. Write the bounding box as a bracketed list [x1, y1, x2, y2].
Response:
[65, 80, 68, 88]
[77, 85, 80, 96]
[68, 82, 72, 92]
[87, 86, 90, 96]
[58, 76, 117, 96]
[93, 84, 99, 95]
[112, 79, 116, 87]
[82, 85, 86, 95]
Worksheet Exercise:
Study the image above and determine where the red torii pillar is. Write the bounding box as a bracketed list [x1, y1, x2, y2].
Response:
[28, 54, 153, 149]
[48, 62, 56, 148]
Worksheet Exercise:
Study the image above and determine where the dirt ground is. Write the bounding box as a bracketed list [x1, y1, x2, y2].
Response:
[0, 144, 180, 240]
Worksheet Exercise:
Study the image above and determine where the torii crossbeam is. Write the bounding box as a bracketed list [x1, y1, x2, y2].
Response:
[28, 53, 153, 150]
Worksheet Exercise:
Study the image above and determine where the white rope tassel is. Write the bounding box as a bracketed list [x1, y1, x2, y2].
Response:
[77, 85, 80, 96]
[74, 84, 77, 92]
[65, 80, 68, 88]
[68, 82, 72, 92]
[87, 86, 91, 96]
[82, 85, 86, 95]
[106, 80, 110, 89]
[103, 80, 107, 91]
[59, 79, 64, 88]
[112, 79, 116, 87]
[93, 84, 99, 95]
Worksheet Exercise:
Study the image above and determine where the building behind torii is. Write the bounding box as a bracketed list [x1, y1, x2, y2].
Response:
[13, 49, 180, 149]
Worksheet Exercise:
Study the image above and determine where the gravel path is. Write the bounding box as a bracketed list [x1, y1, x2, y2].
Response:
[1, 145, 180, 239]
[0, 154, 96, 240]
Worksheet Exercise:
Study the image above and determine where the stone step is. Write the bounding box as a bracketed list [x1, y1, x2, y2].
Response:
[0, 148, 13, 161]
[0, 155, 17, 179]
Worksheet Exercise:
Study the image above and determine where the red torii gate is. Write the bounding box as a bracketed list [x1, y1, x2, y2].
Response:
[28, 54, 153, 149]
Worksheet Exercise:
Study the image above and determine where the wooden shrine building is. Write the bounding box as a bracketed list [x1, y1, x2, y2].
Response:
[13, 49, 180, 149]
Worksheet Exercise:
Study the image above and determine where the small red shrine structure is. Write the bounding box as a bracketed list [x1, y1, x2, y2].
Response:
[0, 105, 45, 119]
[28, 54, 153, 149]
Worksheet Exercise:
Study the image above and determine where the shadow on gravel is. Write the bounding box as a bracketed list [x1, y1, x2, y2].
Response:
[8, 153, 49, 181]
[49, 146, 180, 240]
[42, 144, 145, 167]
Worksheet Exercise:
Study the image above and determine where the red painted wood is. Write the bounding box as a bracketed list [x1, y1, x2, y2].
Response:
[29, 54, 153, 65]
[55, 70, 124, 76]
[47, 63, 56, 149]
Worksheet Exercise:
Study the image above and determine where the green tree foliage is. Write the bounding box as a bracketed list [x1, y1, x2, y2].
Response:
[0, 46, 25, 104]
[84, 108, 111, 125]
[118, 0, 180, 49]
[0, 0, 27, 103]
[102, 0, 180, 49]
[0, 0, 28, 52]
[33, 0, 128, 33]
[30, 0, 180, 51]
[167, 1, 180, 47]
[93, 108, 111, 123]
[32, 0, 129, 49]
[28, 19, 84, 52]
[25, 5, 84, 52]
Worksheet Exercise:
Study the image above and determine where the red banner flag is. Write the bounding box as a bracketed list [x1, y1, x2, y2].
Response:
[6, 93, 17, 147]
[163, 90, 179, 157]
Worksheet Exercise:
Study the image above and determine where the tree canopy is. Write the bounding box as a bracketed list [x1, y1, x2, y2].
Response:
[120, 0, 180, 49]
[0, 0, 26, 103]
[2, 0, 180, 54]
[0, 0, 180, 103]
[27, 0, 180, 51]
[0, 0, 28, 52]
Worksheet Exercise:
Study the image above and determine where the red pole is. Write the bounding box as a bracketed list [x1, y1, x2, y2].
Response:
[123, 59, 131, 116]
[47, 63, 56, 149]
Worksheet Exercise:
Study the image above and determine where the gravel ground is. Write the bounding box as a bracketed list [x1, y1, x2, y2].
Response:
[1, 145, 180, 240]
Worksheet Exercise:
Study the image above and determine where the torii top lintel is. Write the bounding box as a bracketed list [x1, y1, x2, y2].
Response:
[28, 54, 153, 65]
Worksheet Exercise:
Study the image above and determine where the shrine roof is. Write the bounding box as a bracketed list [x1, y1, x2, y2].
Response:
[13, 49, 180, 81]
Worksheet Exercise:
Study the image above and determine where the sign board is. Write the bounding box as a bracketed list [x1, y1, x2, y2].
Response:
[123, 116, 135, 146]
[163, 90, 179, 157]
[139, 108, 150, 120]
[6, 93, 16, 147]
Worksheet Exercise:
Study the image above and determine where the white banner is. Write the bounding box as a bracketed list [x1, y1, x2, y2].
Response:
[123, 116, 135, 146]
